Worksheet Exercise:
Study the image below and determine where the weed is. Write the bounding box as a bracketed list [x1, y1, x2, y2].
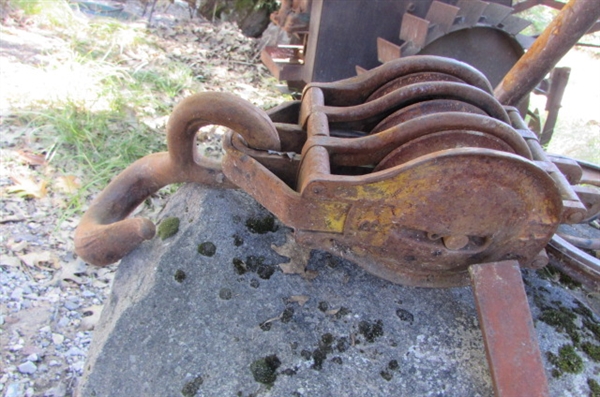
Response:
[3, 6, 203, 215]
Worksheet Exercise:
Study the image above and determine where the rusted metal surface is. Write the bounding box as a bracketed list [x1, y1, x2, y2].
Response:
[507, 107, 589, 224]
[74, 92, 280, 266]
[75, 52, 600, 397]
[540, 67, 570, 146]
[305, 55, 493, 106]
[269, 0, 311, 34]
[548, 235, 600, 291]
[495, 0, 600, 106]
[370, 99, 487, 133]
[469, 261, 550, 397]
[77, 56, 571, 285]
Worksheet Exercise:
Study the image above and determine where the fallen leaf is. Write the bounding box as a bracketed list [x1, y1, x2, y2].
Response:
[7, 176, 47, 198]
[326, 308, 341, 316]
[16, 150, 47, 166]
[18, 252, 59, 269]
[287, 295, 309, 306]
[272, 234, 317, 280]
[55, 175, 80, 194]
[7, 240, 28, 253]
[0, 255, 22, 267]
[45, 259, 88, 285]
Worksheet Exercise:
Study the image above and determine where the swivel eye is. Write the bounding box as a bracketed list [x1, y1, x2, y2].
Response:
[74, 92, 279, 266]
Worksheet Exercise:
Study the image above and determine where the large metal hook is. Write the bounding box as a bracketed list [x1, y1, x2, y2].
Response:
[74, 92, 280, 266]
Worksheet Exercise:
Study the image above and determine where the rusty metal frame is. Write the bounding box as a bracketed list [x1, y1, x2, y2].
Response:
[74, 4, 600, 390]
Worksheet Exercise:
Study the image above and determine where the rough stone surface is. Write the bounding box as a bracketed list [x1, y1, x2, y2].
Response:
[77, 184, 600, 397]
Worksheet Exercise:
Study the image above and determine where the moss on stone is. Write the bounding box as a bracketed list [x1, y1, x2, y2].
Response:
[181, 376, 203, 397]
[547, 344, 584, 376]
[250, 355, 280, 385]
[233, 234, 244, 246]
[582, 342, 600, 362]
[380, 370, 393, 381]
[588, 378, 600, 397]
[584, 319, 600, 342]
[157, 217, 180, 240]
[281, 307, 294, 323]
[174, 269, 186, 283]
[358, 320, 384, 343]
[232, 258, 247, 275]
[245, 215, 278, 234]
[539, 307, 580, 345]
[536, 266, 581, 289]
[197, 241, 216, 257]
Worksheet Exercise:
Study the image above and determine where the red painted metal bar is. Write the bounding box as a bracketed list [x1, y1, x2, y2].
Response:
[469, 261, 549, 397]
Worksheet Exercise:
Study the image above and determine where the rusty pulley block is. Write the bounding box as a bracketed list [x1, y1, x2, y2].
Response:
[74, 55, 600, 396]
[75, 55, 593, 285]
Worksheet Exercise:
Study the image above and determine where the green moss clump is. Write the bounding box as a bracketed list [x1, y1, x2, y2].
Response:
[245, 255, 265, 272]
[157, 217, 180, 240]
[588, 378, 600, 397]
[245, 215, 278, 234]
[321, 333, 334, 346]
[358, 320, 384, 343]
[334, 307, 351, 319]
[547, 344, 584, 376]
[318, 301, 329, 312]
[181, 375, 203, 397]
[281, 307, 294, 323]
[584, 319, 600, 342]
[197, 241, 216, 257]
[582, 342, 600, 362]
[336, 337, 349, 353]
[380, 370, 393, 381]
[232, 258, 247, 275]
[573, 302, 594, 319]
[174, 269, 186, 283]
[233, 234, 244, 246]
[311, 347, 327, 370]
[539, 307, 580, 344]
[536, 267, 581, 289]
[250, 355, 280, 385]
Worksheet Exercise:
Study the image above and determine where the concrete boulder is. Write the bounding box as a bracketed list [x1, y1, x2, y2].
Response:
[77, 184, 600, 396]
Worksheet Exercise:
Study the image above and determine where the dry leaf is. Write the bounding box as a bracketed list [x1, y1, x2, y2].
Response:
[7, 240, 29, 253]
[18, 252, 59, 269]
[16, 150, 47, 166]
[0, 255, 22, 267]
[46, 259, 88, 285]
[326, 308, 341, 316]
[271, 234, 317, 280]
[287, 295, 309, 307]
[7, 176, 47, 198]
[55, 175, 80, 194]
